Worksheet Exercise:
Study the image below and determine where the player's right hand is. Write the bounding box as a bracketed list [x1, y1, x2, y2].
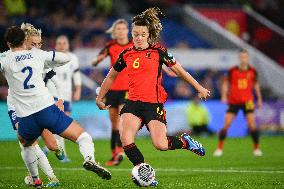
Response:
[198, 86, 210, 101]
[96, 98, 111, 110]
[56, 99, 64, 111]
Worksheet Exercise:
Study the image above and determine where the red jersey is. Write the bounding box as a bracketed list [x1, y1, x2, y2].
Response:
[113, 45, 176, 103]
[99, 40, 133, 90]
[227, 66, 257, 104]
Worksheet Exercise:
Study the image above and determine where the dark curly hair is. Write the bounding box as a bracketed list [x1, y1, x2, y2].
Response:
[132, 7, 164, 45]
[4, 26, 25, 48]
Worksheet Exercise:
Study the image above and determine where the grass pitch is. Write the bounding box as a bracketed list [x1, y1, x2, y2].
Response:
[0, 136, 283, 188]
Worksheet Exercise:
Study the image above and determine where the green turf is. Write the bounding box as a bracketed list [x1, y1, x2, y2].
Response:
[0, 136, 283, 188]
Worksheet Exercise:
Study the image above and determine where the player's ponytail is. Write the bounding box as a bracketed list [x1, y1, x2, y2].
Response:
[106, 19, 129, 39]
[20, 23, 42, 39]
[132, 7, 163, 45]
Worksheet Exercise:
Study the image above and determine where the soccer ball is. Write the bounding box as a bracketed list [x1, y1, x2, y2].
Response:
[131, 163, 155, 187]
[24, 175, 33, 186]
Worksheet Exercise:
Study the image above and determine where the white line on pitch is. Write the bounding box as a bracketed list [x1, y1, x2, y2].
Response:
[1, 167, 284, 174]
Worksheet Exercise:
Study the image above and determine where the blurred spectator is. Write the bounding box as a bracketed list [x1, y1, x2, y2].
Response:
[175, 41, 191, 49]
[185, 95, 212, 136]
[0, 0, 210, 51]
[200, 69, 221, 99]
[96, 0, 112, 15]
[172, 80, 193, 99]
[3, 0, 26, 16]
[0, 3, 7, 25]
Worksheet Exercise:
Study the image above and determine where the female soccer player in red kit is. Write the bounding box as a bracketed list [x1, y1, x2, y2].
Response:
[92, 18, 176, 166]
[91, 19, 132, 166]
[96, 7, 210, 184]
[213, 49, 263, 157]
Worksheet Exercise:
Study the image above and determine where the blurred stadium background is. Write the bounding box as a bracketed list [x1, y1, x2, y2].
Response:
[0, 0, 284, 188]
[0, 1, 284, 140]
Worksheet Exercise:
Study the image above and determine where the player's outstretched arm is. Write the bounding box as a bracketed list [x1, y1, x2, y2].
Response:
[162, 64, 177, 77]
[170, 63, 210, 100]
[44, 51, 70, 69]
[96, 68, 119, 110]
[254, 81, 263, 109]
[91, 54, 107, 67]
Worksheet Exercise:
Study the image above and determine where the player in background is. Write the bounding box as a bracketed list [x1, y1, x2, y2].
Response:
[92, 19, 176, 166]
[213, 49, 263, 157]
[96, 8, 210, 186]
[6, 23, 64, 187]
[44, 35, 82, 163]
[0, 26, 111, 187]
[91, 19, 133, 166]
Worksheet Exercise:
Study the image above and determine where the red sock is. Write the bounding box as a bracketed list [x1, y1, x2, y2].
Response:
[217, 141, 224, 150]
[254, 143, 259, 150]
[115, 146, 123, 154]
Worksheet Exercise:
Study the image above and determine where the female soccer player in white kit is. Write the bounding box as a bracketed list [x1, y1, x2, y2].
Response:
[0, 26, 111, 187]
[6, 23, 67, 187]
[44, 35, 82, 163]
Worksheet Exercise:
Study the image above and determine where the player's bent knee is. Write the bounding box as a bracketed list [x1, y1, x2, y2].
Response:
[60, 121, 85, 142]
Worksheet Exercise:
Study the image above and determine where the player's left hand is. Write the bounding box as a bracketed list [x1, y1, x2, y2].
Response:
[96, 98, 111, 110]
[56, 99, 64, 111]
[198, 86, 210, 101]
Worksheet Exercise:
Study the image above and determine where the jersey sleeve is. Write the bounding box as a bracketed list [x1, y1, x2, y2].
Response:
[113, 52, 127, 72]
[42, 50, 70, 69]
[158, 48, 177, 67]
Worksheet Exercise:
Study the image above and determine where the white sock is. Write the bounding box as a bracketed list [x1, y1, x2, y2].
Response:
[19, 143, 39, 178]
[34, 144, 56, 179]
[55, 135, 67, 157]
[76, 132, 95, 161]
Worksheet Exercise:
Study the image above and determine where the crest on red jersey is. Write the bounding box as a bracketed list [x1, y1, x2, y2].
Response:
[146, 52, 151, 58]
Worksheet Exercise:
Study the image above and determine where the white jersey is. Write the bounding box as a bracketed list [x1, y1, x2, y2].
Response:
[7, 70, 63, 112]
[46, 52, 81, 102]
[6, 89, 15, 111]
[0, 48, 70, 117]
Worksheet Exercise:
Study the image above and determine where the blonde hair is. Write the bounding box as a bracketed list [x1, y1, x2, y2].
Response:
[106, 19, 129, 39]
[20, 23, 42, 39]
[132, 7, 163, 45]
